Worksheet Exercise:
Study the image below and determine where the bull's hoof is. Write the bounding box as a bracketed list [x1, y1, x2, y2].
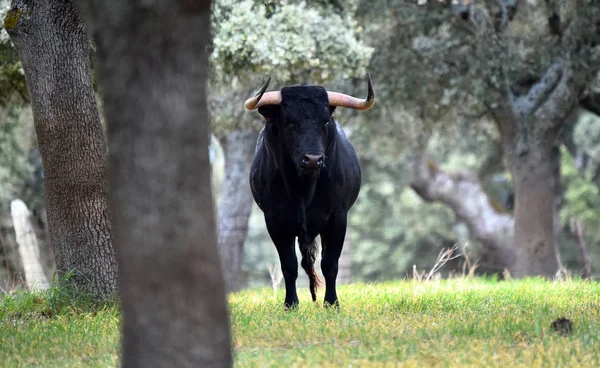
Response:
[323, 300, 340, 311]
[284, 301, 299, 311]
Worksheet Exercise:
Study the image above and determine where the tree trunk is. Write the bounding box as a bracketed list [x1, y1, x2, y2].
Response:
[337, 232, 352, 284]
[410, 135, 516, 272]
[489, 56, 589, 278]
[74, 0, 232, 367]
[4, 0, 117, 296]
[505, 141, 564, 277]
[10, 199, 50, 291]
[217, 128, 259, 292]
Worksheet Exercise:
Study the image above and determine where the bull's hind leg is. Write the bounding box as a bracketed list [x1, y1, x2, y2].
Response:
[320, 210, 347, 308]
[265, 217, 299, 310]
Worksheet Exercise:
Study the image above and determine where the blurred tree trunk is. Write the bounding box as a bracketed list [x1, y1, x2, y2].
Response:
[337, 232, 352, 284]
[411, 135, 516, 272]
[504, 139, 563, 277]
[74, 0, 232, 366]
[4, 0, 117, 297]
[10, 199, 50, 290]
[218, 128, 258, 292]
[490, 61, 583, 278]
[10, 199, 50, 291]
[571, 218, 592, 279]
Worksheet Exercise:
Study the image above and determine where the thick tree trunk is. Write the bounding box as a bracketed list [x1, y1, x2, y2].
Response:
[489, 54, 590, 278]
[490, 62, 580, 278]
[74, 1, 232, 367]
[217, 128, 259, 292]
[10, 199, 50, 291]
[5, 0, 117, 296]
[505, 140, 564, 277]
[410, 136, 516, 272]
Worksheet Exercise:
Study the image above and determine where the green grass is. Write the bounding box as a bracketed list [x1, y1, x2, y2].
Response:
[1, 278, 600, 367]
[0, 283, 120, 367]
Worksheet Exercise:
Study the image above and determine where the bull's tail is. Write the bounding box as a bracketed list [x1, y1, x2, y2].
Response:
[300, 240, 322, 302]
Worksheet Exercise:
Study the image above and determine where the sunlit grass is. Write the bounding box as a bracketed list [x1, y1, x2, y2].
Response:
[230, 278, 600, 367]
[1, 277, 599, 367]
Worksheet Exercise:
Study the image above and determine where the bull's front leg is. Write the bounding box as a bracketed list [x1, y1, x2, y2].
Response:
[265, 214, 299, 310]
[319, 210, 347, 308]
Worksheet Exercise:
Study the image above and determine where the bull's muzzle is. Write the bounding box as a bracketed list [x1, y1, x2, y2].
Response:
[302, 154, 324, 170]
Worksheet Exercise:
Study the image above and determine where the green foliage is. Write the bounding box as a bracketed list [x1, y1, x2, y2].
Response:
[351, 0, 600, 159]
[0, 43, 27, 106]
[560, 147, 600, 227]
[349, 159, 459, 281]
[573, 111, 600, 164]
[0, 0, 11, 43]
[560, 144, 600, 239]
[0, 103, 34, 207]
[355, 1, 480, 123]
[2, 7, 21, 30]
[209, 0, 373, 136]
[211, 0, 371, 84]
[0, 1, 28, 106]
[557, 144, 600, 274]
[0, 103, 45, 285]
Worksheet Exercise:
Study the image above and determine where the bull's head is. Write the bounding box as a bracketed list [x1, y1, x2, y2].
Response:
[245, 75, 375, 177]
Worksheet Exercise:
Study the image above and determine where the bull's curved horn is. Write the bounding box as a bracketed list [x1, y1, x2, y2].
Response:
[327, 73, 375, 111]
[244, 77, 282, 110]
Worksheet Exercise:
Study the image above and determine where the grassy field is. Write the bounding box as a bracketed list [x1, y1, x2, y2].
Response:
[1, 277, 599, 367]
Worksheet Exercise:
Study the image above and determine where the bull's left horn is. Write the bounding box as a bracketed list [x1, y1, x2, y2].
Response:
[327, 73, 375, 111]
[244, 77, 283, 110]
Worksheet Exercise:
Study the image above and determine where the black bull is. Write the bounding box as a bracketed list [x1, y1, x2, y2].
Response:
[245, 75, 375, 308]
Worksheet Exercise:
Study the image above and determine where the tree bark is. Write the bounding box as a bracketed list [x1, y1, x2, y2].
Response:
[410, 136, 516, 272]
[490, 60, 582, 278]
[10, 199, 50, 291]
[4, 0, 117, 296]
[217, 128, 259, 293]
[74, 0, 232, 367]
[505, 140, 563, 277]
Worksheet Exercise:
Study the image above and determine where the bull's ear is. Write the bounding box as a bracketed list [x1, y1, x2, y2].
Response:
[329, 106, 337, 117]
[257, 105, 279, 121]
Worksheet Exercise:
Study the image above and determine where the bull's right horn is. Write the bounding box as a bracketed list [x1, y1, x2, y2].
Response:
[244, 77, 283, 110]
[326, 73, 375, 111]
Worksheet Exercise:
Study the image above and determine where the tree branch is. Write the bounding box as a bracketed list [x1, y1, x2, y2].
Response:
[534, 63, 583, 129]
[512, 60, 564, 117]
[533, 11, 600, 127]
[410, 137, 515, 271]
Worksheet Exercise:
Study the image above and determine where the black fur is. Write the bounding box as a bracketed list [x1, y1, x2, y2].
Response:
[250, 84, 362, 309]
